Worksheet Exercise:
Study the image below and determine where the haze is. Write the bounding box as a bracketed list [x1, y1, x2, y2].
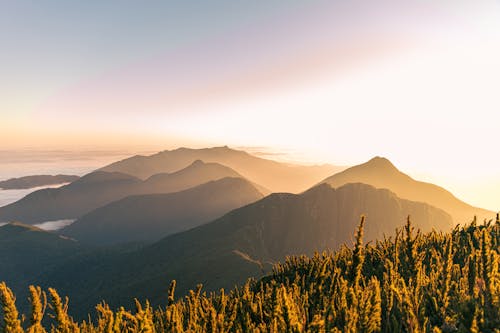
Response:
[1, 0, 499, 211]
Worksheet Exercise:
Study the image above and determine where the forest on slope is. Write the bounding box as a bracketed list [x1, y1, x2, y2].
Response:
[1, 216, 498, 332]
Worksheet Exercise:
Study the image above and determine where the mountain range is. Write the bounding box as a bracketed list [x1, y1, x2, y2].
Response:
[24, 182, 452, 317]
[100, 146, 340, 193]
[60, 177, 264, 245]
[0, 160, 247, 224]
[0, 146, 494, 319]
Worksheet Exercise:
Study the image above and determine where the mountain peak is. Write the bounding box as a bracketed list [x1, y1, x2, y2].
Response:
[320, 155, 493, 223]
[363, 156, 399, 173]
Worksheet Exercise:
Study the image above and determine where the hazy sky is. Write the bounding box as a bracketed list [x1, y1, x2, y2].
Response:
[1, 0, 499, 211]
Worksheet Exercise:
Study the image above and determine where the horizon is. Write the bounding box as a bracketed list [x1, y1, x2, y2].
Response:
[1, 1, 499, 211]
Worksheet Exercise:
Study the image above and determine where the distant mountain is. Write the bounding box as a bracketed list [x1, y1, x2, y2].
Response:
[61, 177, 264, 245]
[0, 171, 140, 224]
[138, 159, 246, 194]
[0, 161, 245, 224]
[320, 156, 493, 223]
[100, 146, 341, 193]
[0, 174, 79, 189]
[40, 183, 452, 316]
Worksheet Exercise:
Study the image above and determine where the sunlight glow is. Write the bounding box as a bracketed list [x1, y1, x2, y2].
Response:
[1, 0, 499, 210]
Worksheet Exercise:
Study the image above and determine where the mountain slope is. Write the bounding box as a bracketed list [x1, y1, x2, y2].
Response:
[61, 177, 264, 245]
[0, 172, 141, 224]
[100, 146, 341, 193]
[0, 161, 245, 224]
[139, 160, 243, 194]
[41, 183, 452, 316]
[5, 221, 498, 332]
[0, 174, 80, 189]
[0, 222, 141, 316]
[320, 156, 492, 223]
[0, 222, 81, 288]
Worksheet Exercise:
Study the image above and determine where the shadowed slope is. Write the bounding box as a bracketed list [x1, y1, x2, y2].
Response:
[61, 177, 264, 245]
[0, 222, 81, 288]
[0, 161, 248, 224]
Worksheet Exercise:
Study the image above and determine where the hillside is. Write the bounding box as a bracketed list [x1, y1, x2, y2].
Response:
[321, 156, 493, 223]
[0, 171, 141, 224]
[61, 177, 264, 245]
[0, 222, 141, 317]
[0, 174, 79, 190]
[3, 217, 497, 332]
[37, 183, 452, 316]
[0, 161, 246, 224]
[0, 222, 81, 289]
[100, 146, 341, 193]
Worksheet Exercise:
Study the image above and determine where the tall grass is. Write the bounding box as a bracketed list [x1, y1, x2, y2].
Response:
[1, 216, 499, 332]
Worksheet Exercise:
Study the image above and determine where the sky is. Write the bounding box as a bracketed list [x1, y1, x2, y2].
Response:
[1, 0, 499, 211]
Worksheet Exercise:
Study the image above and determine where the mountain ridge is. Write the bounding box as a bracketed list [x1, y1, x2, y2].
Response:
[100, 146, 342, 193]
[39, 182, 453, 315]
[320, 156, 492, 223]
[0, 160, 253, 224]
[60, 177, 264, 245]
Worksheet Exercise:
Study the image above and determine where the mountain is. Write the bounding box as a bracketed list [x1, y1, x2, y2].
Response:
[40, 182, 452, 316]
[0, 174, 80, 190]
[0, 222, 140, 316]
[4, 221, 498, 332]
[320, 156, 493, 223]
[100, 146, 341, 193]
[138, 159, 248, 194]
[0, 161, 244, 224]
[60, 177, 264, 245]
[0, 222, 81, 289]
[0, 171, 141, 224]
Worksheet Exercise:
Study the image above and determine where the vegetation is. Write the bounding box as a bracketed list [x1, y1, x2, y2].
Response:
[1, 216, 499, 332]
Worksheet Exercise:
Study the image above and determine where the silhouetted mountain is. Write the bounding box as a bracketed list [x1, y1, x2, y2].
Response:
[0, 174, 80, 190]
[61, 177, 264, 245]
[320, 156, 492, 223]
[100, 146, 340, 193]
[40, 183, 452, 316]
[0, 161, 245, 224]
